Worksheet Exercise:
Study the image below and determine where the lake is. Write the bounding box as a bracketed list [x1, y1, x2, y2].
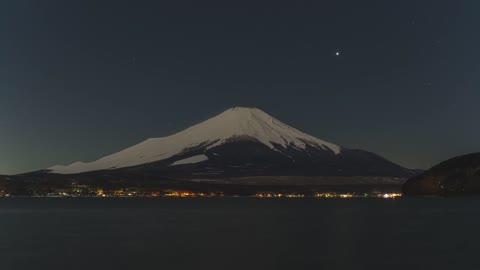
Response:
[0, 197, 478, 270]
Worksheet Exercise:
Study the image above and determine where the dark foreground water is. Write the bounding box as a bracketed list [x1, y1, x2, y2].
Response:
[0, 198, 479, 270]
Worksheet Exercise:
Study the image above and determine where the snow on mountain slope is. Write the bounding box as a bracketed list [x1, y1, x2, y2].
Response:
[48, 107, 342, 174]
[170, 155, 209, 166]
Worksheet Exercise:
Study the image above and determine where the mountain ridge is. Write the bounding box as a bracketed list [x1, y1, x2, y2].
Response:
[46, 107, 414, 178]
[403, 152, 480, 196]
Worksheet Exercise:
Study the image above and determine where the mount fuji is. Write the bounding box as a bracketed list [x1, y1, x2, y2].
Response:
[46, 107, 413, 178]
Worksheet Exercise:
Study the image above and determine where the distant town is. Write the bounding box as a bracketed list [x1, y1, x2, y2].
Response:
[0, 179, 401, 199]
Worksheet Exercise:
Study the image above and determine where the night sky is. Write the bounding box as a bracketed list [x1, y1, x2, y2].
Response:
[1, 0, 480, 175]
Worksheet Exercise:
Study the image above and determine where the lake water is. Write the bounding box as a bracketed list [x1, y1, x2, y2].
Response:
[0, 197, 478, 270]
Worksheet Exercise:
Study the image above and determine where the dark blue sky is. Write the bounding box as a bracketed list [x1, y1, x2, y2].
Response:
[1, 0, 480, 174]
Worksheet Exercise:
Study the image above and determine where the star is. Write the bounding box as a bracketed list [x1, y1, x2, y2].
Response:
[335, 51, 340, 56]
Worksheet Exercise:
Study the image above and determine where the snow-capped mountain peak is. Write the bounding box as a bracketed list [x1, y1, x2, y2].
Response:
[48, 107, 341, 174]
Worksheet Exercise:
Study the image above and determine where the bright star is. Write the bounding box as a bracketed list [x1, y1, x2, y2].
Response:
[335, 51, 340, 56]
